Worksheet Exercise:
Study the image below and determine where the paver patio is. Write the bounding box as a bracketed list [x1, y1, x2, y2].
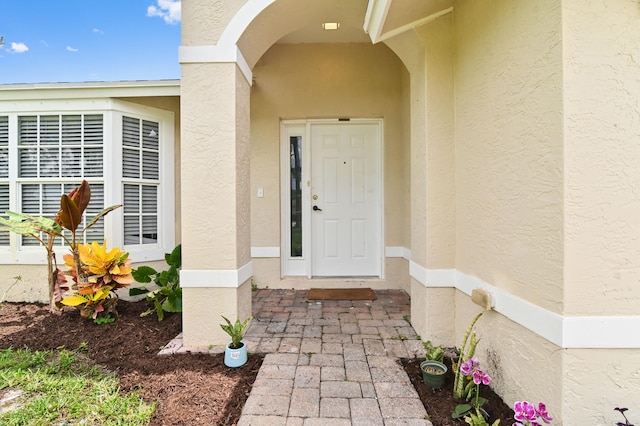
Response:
[237, 289, 432, 426]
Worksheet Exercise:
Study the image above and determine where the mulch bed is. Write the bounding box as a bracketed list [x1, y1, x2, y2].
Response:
[401, 357, 515, 425]
[1, 299, 515, 426]
[0, 300, 262, 426]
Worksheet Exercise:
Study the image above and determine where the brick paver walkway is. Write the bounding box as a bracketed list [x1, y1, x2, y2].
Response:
[236, 289, 432, 426]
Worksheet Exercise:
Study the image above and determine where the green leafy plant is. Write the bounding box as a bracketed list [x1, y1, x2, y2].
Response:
[452, 312, 483, 401]
[465, 409, 500, 426]
[129, 244, 182, 321]
[93, 315, 116, 325]
[423, 340, 444, 362]
[0, 180, 121, 313]
[220, 315, 253, 349]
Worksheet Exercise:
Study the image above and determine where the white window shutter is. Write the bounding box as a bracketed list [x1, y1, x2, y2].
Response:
[0, 116, 8, 179]
[122, 116, 159, 246]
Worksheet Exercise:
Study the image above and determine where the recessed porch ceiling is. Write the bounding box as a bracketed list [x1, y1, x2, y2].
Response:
[237, 0, 453, 67]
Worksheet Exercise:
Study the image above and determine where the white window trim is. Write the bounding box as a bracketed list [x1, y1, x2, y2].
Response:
[109, 100, 175, 262]
[0, 99, 175, 264]
[280, 121, 309, 277]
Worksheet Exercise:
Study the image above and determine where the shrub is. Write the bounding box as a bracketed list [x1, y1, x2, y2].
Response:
[129, 244, 182, 321]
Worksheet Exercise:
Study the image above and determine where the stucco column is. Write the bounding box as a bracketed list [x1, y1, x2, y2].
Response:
[388, 23, 456, 346]
[180, 62, 252, 349]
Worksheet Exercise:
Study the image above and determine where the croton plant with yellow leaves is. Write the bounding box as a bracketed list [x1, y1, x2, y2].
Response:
[0, 180, 127, 322]
[61, 241, 134, 321]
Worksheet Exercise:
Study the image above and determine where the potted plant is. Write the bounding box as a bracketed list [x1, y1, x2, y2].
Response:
[421, 340, 447, 389]
[220, 315, 253, 367]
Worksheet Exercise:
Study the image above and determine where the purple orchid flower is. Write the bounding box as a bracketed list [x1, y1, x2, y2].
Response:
[536, 402, 553, 423]
[513, 401, 553, 425]
[460, 357, 481, 377]
[514, 401, 538, 422]
[473, 369, 491, 385]
[460, 358, 476, 376]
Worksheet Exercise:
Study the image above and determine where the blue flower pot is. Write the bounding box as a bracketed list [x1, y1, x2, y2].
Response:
[224, 341, 248, 367]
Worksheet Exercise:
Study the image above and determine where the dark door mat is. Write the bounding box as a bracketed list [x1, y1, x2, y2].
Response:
[307, 288, 377, 301]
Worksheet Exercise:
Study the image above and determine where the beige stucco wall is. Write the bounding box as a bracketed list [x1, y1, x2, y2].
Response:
[455, 294, 562, 415]
[454, 0, 564, 314]
[249, 42, 410, 288]
[182, 280, 252, 350]
[451, 0, 640, 423]
[181, 63, 251, 270]
[385, 14, 457, 345]
[563, 348, 640, 424]
[418, 14, 456, 270]
[181, 0, 245, 46]
[562, 0, 640, 316]
[180, 61, 252, 347]
[452, 0, 566, 419]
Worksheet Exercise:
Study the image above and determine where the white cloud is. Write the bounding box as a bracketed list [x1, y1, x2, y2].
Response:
[93, 28, 104, 35]
[147, 0, 181, 24]
[10, 42, 29, 53]
[66, 46, 79, 52]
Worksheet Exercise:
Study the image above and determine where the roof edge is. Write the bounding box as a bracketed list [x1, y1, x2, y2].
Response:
[0, 79, 181, 100]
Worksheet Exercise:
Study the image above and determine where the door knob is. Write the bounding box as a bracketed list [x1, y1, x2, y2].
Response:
[313, 205, 322, 211]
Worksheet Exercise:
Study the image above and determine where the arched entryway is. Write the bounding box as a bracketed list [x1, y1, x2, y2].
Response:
[179, 0, 452, 350]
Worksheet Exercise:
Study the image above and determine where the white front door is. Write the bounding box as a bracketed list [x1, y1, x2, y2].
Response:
[310, 121, 381, 277]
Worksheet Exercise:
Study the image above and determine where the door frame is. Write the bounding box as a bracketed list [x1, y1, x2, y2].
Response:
[280, 118, 384, 279]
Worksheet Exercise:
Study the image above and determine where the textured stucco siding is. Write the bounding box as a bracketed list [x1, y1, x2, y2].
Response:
[182, 280, 252, 349]
[452, 0, 565, 421]
[454, 293, 563, 418]
[384, 30, 430, 265]
[562, 348, 640, 424]
[563, 0, 640, 316]
[454, 0, 564, 313]
[181, 63, 250, 270]
[182, 0, 246, 45]
[418, 14, 456, 269]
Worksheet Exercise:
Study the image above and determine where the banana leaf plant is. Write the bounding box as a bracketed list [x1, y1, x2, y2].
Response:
[0, 180, 121, 313]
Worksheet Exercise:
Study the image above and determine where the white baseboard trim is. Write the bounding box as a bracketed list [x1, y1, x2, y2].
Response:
[181, 262, 253, 288]
[409, 260, 640, 349]
[385, 246, 412, 259]
[251, 247, 280, 258]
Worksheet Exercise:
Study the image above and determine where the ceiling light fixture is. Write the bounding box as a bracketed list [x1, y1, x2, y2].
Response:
[322, 22, 340, 30]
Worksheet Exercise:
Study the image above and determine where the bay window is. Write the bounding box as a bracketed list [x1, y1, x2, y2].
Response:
[0, 101, 174, 264]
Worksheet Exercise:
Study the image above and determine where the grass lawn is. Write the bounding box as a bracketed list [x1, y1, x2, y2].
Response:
[0, 345, 155, 425]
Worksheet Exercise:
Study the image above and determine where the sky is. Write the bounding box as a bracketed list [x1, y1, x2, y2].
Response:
[0, 0, 181, 84]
